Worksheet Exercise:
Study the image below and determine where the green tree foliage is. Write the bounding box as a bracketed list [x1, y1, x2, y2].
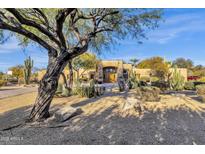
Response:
[137, 56, 169, 80]
[129, 58, 139, 67]
[191, 65, 205, 77]
[0, 72, 4, 80]
[73, 53, 98, 79]
[172, 58, 193, 69]
[9, 65, 24, 80]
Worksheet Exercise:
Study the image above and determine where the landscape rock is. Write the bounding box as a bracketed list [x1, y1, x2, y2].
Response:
[46, 106, 82, 123]
[123, 97, 141, 110]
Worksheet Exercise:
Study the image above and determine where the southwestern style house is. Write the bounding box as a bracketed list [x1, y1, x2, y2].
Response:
[38, 60, 188, 83]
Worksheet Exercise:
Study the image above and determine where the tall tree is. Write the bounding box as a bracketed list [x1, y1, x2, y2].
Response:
[73, 53, 98, 79]
[137, 56, 169, 80]
[129, 58, 139, 67]
[0, 8, 162, 121]
[9, 65, 24, 81]
[172, 58, 193, 69]
[0, 72, 4, 80]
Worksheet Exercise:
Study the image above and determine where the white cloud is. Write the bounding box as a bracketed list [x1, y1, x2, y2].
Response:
[147, 12, 205, 44]
[0, 41, 21, 53]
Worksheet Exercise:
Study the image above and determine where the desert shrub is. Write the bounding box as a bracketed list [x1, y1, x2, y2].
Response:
[150, 76, 159, 82]
[139, 76, 150, 82]
[139, 81, 148, 87]
[18, 78, 25, 85]
[0, 80, 7, 87]
[73, 79, 96, 98]
[198, 77, 205, 82]
[0, 80, 4, 87]
[56, 83, 63, 94]
[151, 81, 169, 91]
[196, 84, 205, 102]
[184, 82, 195, 90]
[170, 67, 185, 91]
[61, 85, 71, 97]
[135, 86, 161, 102]
[127, 72, 139, 89]
[196, 84, 205, 95]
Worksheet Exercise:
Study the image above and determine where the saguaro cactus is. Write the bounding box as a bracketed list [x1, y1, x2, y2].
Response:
[23, 56, 33, 85]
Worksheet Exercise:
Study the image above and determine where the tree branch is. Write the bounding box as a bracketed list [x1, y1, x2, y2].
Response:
[0, 19, 58, 57]
[33, 8, 49, 28]
[56, 8, 75, 49]
[6, 8, 61, 48]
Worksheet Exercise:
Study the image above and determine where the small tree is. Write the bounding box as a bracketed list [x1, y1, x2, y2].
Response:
[73, 53, 98, 80]
[9, 65, 24, 82]
[137, 57, 169, 81]
[172, 58, 193, 69]
[0, 72, 3, 80]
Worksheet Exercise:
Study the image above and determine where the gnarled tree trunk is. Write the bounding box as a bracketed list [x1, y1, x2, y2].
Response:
[29, 53, 69, 121]
[68, 60, 73, 91]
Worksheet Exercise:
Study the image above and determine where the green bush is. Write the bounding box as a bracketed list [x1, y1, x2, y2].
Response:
[196, 84, 205, 95]
[135, 86, 161, 102]
[198, 77, 205, 82]
[184, 82, 195, 90]
[139, 76, 150, 82]
[73, 79, 95, 98]
[196, 84, 205, 102]
[127, 72, 139, 89]
[151, 81, 169, 91]
[0, 80, 6, 87]
[56, 83, 63, 94]
[150, 76, 159, 82]
[61, 85, 71, 97]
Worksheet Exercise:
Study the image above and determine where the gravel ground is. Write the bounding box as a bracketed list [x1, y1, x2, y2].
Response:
[1, 90, 205, 145]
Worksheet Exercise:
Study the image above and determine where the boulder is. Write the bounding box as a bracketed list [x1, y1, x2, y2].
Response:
[123, 97, 142, 110]
[46, 106, 82, 123]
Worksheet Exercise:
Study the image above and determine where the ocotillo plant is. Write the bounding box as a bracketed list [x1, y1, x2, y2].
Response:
[23, 56, 33, 85]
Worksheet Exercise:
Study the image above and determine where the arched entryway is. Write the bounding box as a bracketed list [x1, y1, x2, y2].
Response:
[103, 67, 117, 83]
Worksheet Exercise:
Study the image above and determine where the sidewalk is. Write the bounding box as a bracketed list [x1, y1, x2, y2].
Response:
[0, 86, 38, 99]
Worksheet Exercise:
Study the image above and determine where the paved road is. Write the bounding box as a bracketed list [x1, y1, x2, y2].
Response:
[0, 86, 38, 99]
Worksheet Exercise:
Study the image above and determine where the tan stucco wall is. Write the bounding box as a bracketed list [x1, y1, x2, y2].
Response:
[123, 64, 132, 71]
[169, 68, 187, 81]
[37, 60, 188, 82]
[101, 60, 123, 68]
[134, 68, 152, 78]
[134, 68, 187, 81]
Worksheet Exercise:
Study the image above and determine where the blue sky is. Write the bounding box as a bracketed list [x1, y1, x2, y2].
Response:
[1, 9, 205, 72]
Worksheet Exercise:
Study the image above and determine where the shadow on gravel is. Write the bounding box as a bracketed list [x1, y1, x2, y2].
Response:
[1, 91, 205, 145]
[59, 106, 205, 145]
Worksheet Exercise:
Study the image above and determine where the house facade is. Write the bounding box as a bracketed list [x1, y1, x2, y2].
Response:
[37, 60, 188, 83]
